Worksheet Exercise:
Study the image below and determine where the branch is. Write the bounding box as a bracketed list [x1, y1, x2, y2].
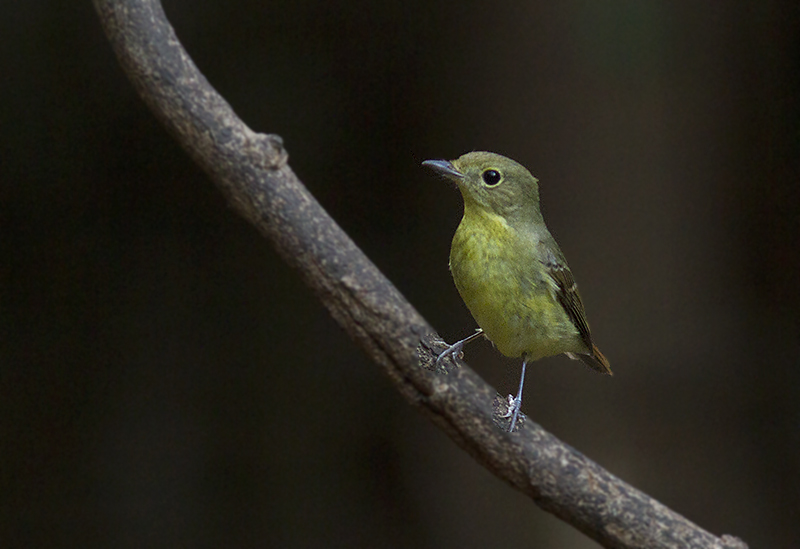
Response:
[91, 1, 748, 547]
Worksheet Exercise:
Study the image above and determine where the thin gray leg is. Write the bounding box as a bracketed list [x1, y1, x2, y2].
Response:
[508, 355, 528, 432]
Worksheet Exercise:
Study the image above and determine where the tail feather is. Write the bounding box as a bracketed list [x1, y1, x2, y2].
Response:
[567, 344, 612, 375]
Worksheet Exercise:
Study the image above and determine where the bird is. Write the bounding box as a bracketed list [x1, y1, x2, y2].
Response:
[423, 151, 611, 431]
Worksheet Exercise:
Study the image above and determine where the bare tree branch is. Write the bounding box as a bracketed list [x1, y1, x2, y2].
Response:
[91, 1, 748, 547]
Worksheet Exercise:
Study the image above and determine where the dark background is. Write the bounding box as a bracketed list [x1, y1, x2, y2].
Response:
[2, 1, 799, 547]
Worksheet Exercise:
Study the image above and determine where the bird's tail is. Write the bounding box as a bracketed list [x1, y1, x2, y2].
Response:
[567, 344, 613, 375]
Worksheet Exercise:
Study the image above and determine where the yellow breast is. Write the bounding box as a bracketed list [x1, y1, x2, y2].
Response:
[449, 209, 583, 360]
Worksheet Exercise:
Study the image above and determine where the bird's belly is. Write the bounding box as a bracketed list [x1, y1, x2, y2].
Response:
[450, 227, 583, 360]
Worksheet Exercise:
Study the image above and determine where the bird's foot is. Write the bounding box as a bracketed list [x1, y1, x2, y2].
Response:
[434, 329, 484, 367]
[434, 341, 466, 367]
[502, 394, 523, 432]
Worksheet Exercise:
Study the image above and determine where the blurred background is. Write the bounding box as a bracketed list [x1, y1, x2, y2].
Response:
[2, 1, 799, 547]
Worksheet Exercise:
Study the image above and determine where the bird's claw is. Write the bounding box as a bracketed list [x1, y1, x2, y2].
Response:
[435, 341, 464, 366]
[504, 394, 522, 431]
[500, 395, 516, 418]
[434, 329, 485, 367]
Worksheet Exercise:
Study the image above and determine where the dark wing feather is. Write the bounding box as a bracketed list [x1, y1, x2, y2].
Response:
[544, 253, 593, 350]
[542, 247, 612, 375]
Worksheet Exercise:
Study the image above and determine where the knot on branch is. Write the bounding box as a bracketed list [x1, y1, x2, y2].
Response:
[244, 130, 288, 170]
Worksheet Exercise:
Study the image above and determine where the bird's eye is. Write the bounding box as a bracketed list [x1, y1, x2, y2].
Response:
[482, 169, 502, 186]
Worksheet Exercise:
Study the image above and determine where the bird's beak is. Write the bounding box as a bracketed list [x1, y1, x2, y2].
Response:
[422, 159, 464, 180]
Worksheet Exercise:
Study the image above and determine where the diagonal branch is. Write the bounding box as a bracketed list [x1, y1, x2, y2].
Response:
[91, 1, 748, 548]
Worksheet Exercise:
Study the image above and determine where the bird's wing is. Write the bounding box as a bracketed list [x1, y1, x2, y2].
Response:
[540, 245, 612, 374]
[540, 246, 594, 351]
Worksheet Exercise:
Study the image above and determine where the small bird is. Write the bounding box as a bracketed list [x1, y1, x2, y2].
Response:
[423, 152, 611, 431]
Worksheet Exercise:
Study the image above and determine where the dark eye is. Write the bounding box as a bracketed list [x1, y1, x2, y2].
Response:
[482, 169, 501, 186]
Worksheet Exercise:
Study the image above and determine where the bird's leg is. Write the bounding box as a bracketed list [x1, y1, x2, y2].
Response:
[435, 329, 484, 366]
[506, 355, 528, 432]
